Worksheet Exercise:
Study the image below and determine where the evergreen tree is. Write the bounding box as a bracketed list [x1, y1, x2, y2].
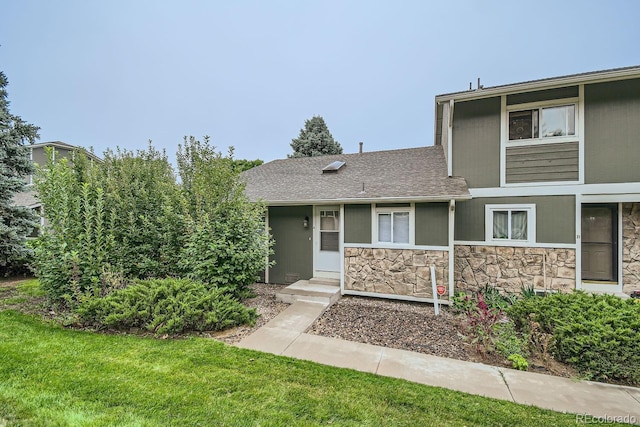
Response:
[0, 71, 40, 272]
[289, 115, 342, 158]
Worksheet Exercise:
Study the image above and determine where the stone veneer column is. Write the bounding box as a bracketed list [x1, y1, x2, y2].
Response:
[344, 247, 448, 299]
[454, 245, 576, 295]
[623, 203, 640, 296]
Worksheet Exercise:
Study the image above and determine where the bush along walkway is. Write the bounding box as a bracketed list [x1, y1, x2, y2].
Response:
[238, 300, 640, 424]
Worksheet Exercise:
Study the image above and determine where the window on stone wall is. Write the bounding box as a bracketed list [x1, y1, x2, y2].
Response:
[485, 204, 536, 243]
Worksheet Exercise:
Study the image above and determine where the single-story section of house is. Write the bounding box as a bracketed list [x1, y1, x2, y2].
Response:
[242, 145, 470, 302]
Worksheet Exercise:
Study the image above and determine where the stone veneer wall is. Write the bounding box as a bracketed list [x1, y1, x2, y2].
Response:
[344, 247, 448, 299]
[454, 245, 576, 294]
[623, 203, 640, 295]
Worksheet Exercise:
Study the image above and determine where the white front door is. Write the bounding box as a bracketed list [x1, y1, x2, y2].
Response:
[314, 206, 340, 278]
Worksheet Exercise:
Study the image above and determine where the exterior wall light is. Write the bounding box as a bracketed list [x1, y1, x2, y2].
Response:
[303, 216, 309, 228]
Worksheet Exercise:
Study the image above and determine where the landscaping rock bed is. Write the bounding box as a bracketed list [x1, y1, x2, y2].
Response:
[237, 285, 577, 379]
[307, 295, 472, 361]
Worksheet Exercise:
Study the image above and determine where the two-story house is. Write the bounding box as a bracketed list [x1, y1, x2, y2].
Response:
[245, 65, 640, 301]
[12, 141, 102, 236]
[436, 65, 640, 297]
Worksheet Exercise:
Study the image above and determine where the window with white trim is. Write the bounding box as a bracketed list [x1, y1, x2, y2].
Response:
[508, 104, 576, 141]
[375, 206, 412, 244]
[485, 204, 535, 243]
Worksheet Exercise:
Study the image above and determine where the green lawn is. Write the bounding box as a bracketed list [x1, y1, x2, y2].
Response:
[0, 281, 615, 426]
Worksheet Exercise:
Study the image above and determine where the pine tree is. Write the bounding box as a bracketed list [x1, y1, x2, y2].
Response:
[289, 115, 343, 158]
[0, 70, 40, 272]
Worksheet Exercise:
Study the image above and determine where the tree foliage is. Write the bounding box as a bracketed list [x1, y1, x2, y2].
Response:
[0, 71, 40, 273]
[177, 136, 272, 299]
[289, 115, 342, 158]
[33, 137, 271, 308]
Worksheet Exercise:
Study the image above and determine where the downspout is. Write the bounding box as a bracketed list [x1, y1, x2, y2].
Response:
[264, 209, 270, 284]
[448, 199, 456, 298]
[543, 252, 547, 294]
[448, 100, 454, 177]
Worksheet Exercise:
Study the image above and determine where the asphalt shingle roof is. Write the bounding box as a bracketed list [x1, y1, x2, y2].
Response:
[242, 146, 469, 204]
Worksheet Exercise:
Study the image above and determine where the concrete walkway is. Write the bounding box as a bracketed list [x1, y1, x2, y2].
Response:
[237, 300, 640, 424]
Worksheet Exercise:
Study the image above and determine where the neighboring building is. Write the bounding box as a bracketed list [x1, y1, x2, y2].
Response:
[243, 146, 470, 302]
[436, 65, 640, 297]
[245, 65, 640, 300]
[12, 141, 101, 236]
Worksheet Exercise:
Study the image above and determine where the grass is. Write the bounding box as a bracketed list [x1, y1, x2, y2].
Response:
[0, 280, 620, 426]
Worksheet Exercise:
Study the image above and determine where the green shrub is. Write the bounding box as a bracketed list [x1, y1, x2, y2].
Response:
[493, 320, 528, 359]
[507, 354, 529, 371]
[177, 137, 272, 299]
[507, 291, 640, 385]
[77, 278, 257, 335]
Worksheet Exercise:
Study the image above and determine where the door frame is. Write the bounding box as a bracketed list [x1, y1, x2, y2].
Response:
[313, 205, 342, 279]
[578, 199, 623, 293]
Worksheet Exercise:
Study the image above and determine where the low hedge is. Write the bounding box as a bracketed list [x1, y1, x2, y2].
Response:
[507, 291, 640, 385]
[77, 278, 257, 335]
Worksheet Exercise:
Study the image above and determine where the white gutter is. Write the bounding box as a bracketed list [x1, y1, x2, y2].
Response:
[254, 194, 472, 206]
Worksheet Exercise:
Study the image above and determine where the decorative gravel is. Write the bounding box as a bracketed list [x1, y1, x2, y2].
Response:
[218, 284, 473, 361]
[308, 296, 473, 361]
[212, 283, 289, 344]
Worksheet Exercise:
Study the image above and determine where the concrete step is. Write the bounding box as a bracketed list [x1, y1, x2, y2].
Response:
[276, 279, 341, 305]
[308, 277, 340, 287]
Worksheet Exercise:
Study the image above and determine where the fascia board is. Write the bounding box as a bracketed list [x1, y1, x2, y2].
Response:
[435, 67, 640, 104]
[257, 194, 472, 206]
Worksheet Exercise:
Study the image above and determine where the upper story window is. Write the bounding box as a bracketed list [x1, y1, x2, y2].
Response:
[509, 104, 575, 141]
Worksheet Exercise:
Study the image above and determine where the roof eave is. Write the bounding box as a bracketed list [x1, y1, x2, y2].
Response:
[30, 141, 103, 162]
[253, 194, 472, 206]
[435, 66, 640, 103]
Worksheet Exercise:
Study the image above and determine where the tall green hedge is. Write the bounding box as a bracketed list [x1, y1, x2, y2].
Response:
[33, 139, 271, 308]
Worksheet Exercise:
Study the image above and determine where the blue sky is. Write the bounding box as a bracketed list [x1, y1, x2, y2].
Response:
[1, 0, 638, 163]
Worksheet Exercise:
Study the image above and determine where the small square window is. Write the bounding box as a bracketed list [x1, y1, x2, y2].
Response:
[486, 205, 535, 243]
[377, 211, 410, 244]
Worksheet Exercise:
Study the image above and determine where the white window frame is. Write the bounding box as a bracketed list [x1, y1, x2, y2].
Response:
[372, 204, 415, 246]
[500, 87, 585, 187]
[485, 204, 536, 244]
[505, 97, 579, 147]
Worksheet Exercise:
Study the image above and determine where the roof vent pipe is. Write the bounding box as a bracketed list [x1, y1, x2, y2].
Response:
[359, 142, 363, 153]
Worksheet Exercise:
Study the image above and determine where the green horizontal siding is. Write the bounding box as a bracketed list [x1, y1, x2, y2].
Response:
[32, 147, 48, 167]
[585, 79, 640, 184]
[452, 97, 501, 188]
[344, 204, 371, 244]
[455, 196, 575, 244]
[506, 142, 579, 183]
[415, 202, 448, 246]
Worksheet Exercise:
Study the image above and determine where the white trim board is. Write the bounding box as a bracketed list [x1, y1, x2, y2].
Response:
[470, 183, 640, 198]
[342, 289, 451, 305]
[434, 66, 640, 103]
[454, 241, 577, 249]
[343, 243, 449, 252]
